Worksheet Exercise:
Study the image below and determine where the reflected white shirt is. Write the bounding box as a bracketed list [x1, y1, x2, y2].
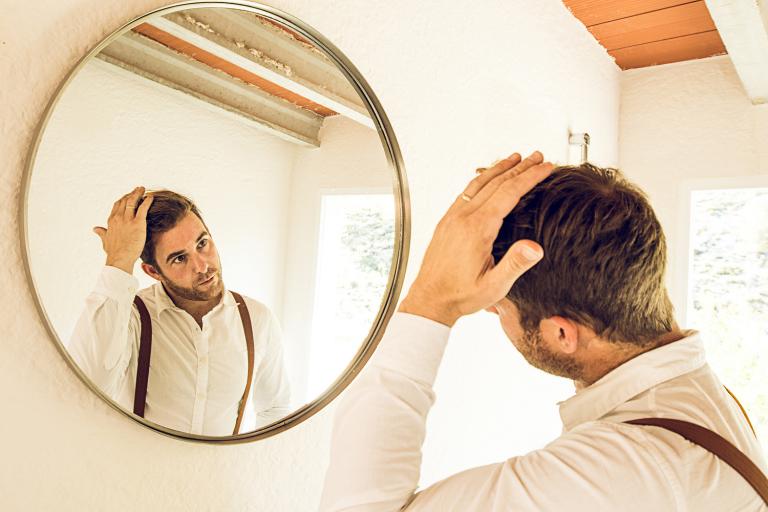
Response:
[69, 266, 291, 436]
[320, 313, 768, 511]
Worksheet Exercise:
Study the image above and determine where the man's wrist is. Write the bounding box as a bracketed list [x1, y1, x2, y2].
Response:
[398, 291, 459, 327]
[105, 257, 136, 275]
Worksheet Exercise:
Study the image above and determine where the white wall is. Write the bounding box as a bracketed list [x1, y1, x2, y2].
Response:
[618, 55, 768, 316]
[2, 0, 620, 509]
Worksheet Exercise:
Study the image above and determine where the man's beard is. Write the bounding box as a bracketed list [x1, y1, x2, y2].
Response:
[161, 268, 224, 302]
[515, 328, 584, 381]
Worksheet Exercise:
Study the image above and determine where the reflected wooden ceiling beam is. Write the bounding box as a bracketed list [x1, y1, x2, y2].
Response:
[133, 22, 336, 117]
[99, 31, 323, 147]
[147, 12, 373, 128]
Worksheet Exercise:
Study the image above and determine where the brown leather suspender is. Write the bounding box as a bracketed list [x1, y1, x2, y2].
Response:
[625, 418, 768, 505]
[131, 292, 255, 435]
[132, 296, 152, 418]
[230, 291, 255, 436]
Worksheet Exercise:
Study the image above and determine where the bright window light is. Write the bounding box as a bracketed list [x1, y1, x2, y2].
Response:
[307, 193, 394, 397]
[688, 187, 768, 444]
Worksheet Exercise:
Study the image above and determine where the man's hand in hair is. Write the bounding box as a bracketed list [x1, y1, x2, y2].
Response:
[93, 186, 154, 274]
[398, 151, 553, 327]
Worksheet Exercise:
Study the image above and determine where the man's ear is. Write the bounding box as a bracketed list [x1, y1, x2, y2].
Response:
[541, 315, 580, 354]
[141, 262, 162, 282]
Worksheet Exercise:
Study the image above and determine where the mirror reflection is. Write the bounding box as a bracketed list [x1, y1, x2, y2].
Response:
[26, 6, 397, 436]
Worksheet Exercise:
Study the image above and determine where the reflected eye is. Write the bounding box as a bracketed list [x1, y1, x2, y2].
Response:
[173, 254, 186, 265]
[198, 238, 208, 249]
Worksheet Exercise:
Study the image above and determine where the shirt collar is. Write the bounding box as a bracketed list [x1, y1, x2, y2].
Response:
[152, 281, 237, 314]
[558, 331, 706, 431]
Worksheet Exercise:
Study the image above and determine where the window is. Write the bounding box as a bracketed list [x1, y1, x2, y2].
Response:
[307, 193, 395, 397]
[687, 186, 768, 443]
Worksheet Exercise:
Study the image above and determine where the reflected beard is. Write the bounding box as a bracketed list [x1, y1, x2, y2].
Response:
[161, 269, 225, 302]
[515, 328, 584, 381]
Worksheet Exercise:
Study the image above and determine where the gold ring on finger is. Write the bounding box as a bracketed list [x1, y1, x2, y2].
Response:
[460, 193, 473, 202]
[475, 167, 487, 174]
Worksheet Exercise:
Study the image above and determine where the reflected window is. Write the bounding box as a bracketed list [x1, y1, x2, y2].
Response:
[307, 194, 394, 395]
[687, 187, 768, 443]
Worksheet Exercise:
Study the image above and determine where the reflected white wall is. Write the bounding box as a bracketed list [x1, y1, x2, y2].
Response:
[27, 57, 298, 387]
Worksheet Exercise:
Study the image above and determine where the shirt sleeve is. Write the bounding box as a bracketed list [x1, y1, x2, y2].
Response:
[319, 312, 450, 512]
[319, 313, 679, 512]
[248, 303, 292, 427]
[68, 266, 140, 399]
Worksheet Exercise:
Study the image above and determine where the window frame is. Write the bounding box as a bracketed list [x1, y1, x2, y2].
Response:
[675, 175, 768, 326]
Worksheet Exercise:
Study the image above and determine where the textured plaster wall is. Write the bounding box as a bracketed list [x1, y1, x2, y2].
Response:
[0, 0, 618, 510]
[619, 55, 768, 317]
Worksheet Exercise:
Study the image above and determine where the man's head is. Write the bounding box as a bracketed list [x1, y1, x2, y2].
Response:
[138, 190, 224, 302]
[490, 163, 676, 382]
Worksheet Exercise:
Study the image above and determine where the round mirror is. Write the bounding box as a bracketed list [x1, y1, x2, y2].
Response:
[21, 1, 408, 442]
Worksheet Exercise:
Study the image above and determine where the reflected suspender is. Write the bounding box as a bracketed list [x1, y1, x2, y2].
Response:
[131, 292, 255, 435]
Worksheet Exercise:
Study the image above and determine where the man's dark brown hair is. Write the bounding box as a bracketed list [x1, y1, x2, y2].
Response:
[492, 163, 675, 346]
[137, 190, 205, 268]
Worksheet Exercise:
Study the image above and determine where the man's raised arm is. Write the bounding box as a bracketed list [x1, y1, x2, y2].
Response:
[69, 187, 153, 397]
[319, 152, 553, 511]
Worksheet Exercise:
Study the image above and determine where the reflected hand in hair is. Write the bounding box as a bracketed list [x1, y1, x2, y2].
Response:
[398, 151, 554, 326]
[92, 186, 153, 274]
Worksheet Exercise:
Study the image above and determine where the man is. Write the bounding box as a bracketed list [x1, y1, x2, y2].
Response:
[69, 187, 291, 436]
[320, 152, 768, 510]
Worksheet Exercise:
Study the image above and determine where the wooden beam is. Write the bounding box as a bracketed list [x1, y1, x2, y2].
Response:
[99, 31, 324, 146]
[705, 0, 768, 104]
[147, 14, 374, 128]
[133, 23, 337, 117]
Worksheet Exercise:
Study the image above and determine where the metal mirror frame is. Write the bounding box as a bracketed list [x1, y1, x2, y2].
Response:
[19, 0, 409, 444]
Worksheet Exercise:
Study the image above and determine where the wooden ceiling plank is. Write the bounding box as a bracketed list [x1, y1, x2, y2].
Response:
[589, 1, 717, 50]
[611, 30, 726, 69]
[562, 0, 693, 26]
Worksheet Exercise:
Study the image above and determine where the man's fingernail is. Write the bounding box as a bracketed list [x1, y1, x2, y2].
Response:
[521, 245, 543, 261]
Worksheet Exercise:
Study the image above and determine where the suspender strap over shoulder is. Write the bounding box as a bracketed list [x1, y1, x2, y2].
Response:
[131, 292, 255, 435]
[625, 417, 768, 505]
[132, 296, 152, 418]
[230, 291, 255, 436]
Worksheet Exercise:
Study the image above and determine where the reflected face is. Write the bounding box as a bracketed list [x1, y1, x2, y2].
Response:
[149, 212, 224, 301]
[493, 298, 582, 380]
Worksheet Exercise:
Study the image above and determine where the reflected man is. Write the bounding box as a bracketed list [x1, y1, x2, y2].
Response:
[70, 187, 291, 435]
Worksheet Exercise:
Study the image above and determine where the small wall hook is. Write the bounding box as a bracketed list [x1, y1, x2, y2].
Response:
[568, 132, 590, 163]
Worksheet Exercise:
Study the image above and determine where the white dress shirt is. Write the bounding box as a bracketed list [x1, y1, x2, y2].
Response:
[321, 313, 768, 511]
[69, 266, 291, 436]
